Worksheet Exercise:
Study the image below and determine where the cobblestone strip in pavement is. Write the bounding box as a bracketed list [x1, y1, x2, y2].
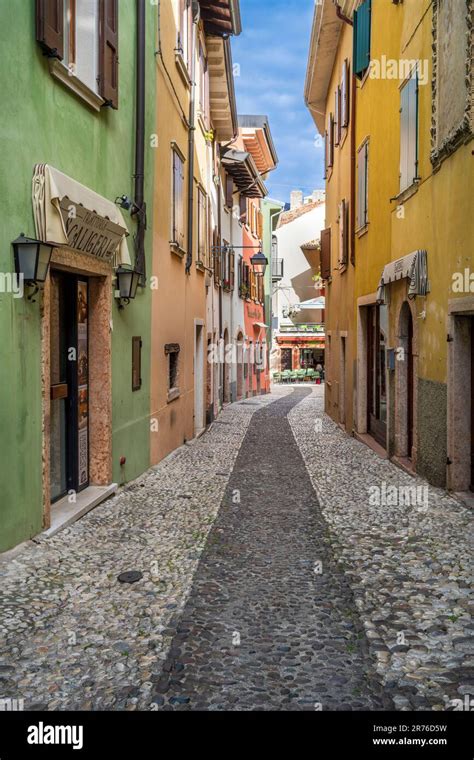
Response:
[0, 399, 273, 710]
[149, 388, 385, 711]
[288, 387, 474, 711]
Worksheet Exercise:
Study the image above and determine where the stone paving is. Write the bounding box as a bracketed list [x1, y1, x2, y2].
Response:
[0, 385, 472, 711]
[288, 387, 474, 711]
[151, 388, 383, 711]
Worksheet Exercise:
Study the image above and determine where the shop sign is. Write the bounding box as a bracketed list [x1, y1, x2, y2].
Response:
[59, 197, 125, 262]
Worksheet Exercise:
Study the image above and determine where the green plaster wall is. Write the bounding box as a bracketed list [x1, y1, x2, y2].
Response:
[0, 2, 156, 551]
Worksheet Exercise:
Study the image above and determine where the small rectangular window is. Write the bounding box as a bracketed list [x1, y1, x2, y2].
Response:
[132, 336, 142, 392]
[165, 344, 180, 393]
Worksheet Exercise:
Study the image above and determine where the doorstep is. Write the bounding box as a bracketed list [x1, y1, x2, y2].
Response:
[43, 484, 118, 539]
[353, 431, 388, 460]
[392, 455, 416, 477]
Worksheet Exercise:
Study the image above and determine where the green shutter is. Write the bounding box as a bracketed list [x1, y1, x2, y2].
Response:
[353, 0, 371, 78]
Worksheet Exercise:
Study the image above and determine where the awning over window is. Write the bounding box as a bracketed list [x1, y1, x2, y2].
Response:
[32, 164, 131, 265]
[220, 148, 268, 198]
[377, 249, 429, 304]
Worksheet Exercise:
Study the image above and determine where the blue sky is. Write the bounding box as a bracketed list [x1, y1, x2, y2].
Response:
[231, 0, 324, 204]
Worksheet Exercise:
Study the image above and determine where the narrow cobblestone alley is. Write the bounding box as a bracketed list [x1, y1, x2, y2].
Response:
[0, 388, 472, 712]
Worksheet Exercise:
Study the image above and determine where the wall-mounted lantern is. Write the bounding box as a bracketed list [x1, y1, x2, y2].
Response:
[12, 233, 54, 300]
[250, 251, 268, 278]
[115, 266, 141, 308]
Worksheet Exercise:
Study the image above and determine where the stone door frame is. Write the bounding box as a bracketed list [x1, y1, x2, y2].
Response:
[447, 296, 474, 492]
[41, 247, 113, 529]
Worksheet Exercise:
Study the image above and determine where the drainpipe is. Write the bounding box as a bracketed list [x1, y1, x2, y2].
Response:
[333, 1, 353, 26]
[185, 4, 199, 274]
[133, 0, 147, 284]
[218, 174, 224, 408]
[334, 2, 356, 264]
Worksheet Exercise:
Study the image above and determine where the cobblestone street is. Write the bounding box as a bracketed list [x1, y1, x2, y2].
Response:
[0, 387, 472, 711]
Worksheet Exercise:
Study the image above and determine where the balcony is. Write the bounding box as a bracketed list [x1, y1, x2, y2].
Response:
[279, 323, 325, 335]
[272, 258, 284, 281]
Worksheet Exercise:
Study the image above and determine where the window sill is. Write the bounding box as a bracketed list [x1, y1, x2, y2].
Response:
[170, 242, 186, 259]
[196, 260, 206, 273]
[393, 180, 421, 205]
[167, 388, 180, 404]
[175, 52, 191, 88]
[49, 59, 104, 112]
[356, 224, 369, 238]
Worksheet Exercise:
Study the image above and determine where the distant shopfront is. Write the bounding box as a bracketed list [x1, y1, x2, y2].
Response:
[276, 334, 325, 371]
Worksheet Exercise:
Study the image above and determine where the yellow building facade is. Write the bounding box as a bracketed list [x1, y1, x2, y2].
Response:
[307, 0, 474, 493]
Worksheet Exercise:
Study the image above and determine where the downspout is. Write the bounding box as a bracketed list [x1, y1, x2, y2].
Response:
[185, 4, 199, 274]
[133, 0, 147, 284]
[334, 1, 353, 26]
[218, 172, 224, 408]
[334, 2, 356, 264]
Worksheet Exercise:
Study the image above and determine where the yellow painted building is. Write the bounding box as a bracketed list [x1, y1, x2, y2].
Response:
[306, 0, 474, 493]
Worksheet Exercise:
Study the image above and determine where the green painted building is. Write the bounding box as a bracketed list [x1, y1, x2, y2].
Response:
[0, 1, 156, 552]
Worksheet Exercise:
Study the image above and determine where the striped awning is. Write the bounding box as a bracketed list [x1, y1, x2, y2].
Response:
[32, 164, 131, 266]
[377, 250, 429, 304]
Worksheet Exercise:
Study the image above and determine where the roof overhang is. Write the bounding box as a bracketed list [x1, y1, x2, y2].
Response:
[199, 0, 242, 37]
[304, 0, 343, 135]
[238, 115, 279, 173]
[220, 148, 268, 198]
[207, 35, 238, 141]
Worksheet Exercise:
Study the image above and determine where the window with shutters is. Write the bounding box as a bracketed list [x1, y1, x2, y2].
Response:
[225, 174, 234, 210]
[171, 146, 186, 251]
[213, 229, 221, 285]
[257, 210, 263, 241]
[177, 0, 192, 71]
[229, 249, 235, 291]
[326, 114, 334, 176]
[356, 139, 369, 231]
[335, 87, 341, 147]
[399, 70, 419, 193]
[320, 227, 332, 281]
[198, 41, 210, 124]
[239, 195, 247, 225]
[338, 199, 349, 267]
[36, 0, 119, 109]
[341, 59, 350, 129]
[165, 344, 181, 400]
[353, 0, 371, 80]
[197, 187, 208, 265]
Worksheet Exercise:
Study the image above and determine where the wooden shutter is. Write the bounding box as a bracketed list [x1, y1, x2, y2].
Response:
[353, 0, 371, 79]
[320, 228, 331, 280]
[357, 143, 368, 229]
[335, 89, 340, 147]
[239, 195, 247, 224]
[132, 337, 142, 391]
[257, 210, 263, 240]
[225, 174, 234, 209]
[324, 131, 328, 179]
[99, 0, 119, 109]
[230, 250, 235, 290]
[400, 72, 418, 192]
[341, 59, 350, 128]
[328, 114, 334, 168]
[338, 200, 349, 266]
[36, 0, 64, 59]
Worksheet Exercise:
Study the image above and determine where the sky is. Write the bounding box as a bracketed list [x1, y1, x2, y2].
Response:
[231, 0, 324, 204]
